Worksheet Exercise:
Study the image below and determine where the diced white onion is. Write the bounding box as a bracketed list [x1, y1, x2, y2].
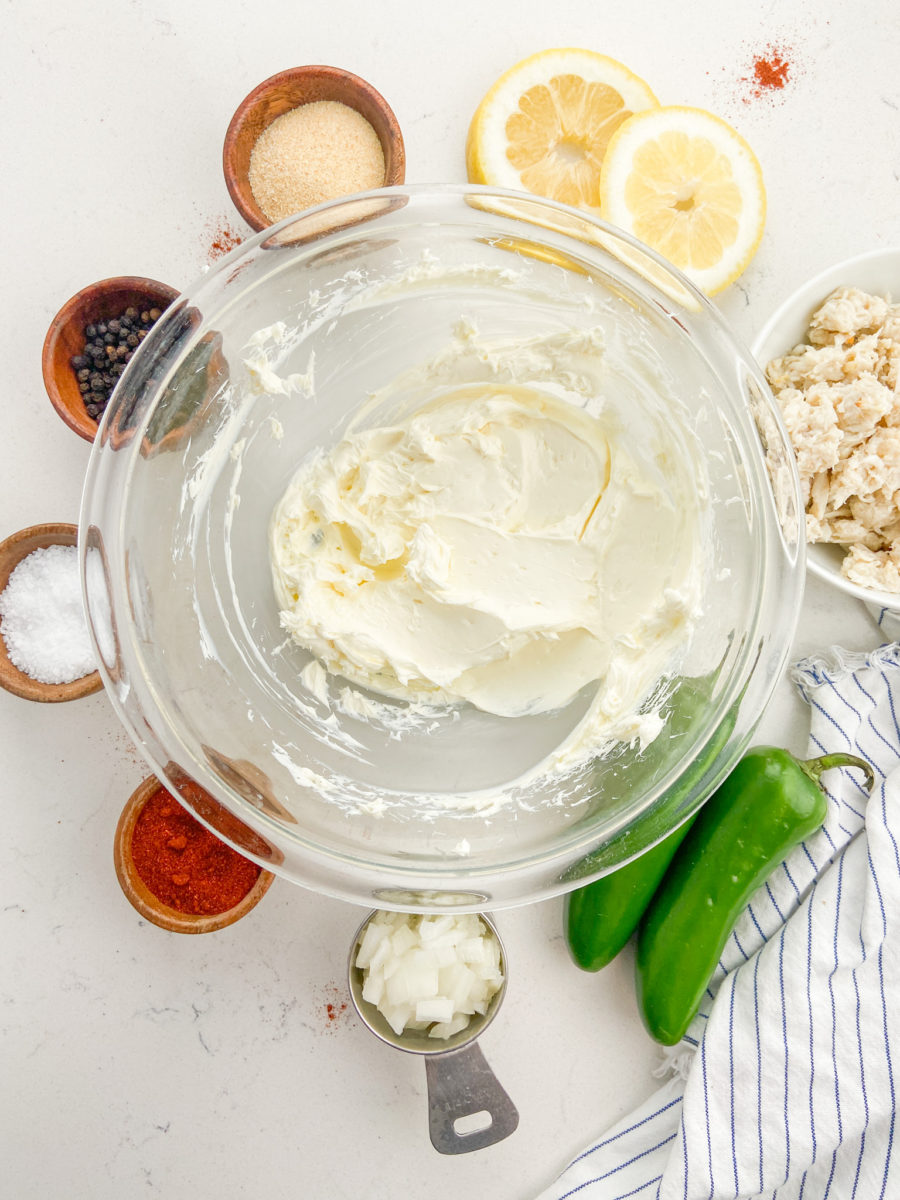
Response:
[428, 1014, 470, 1039]
[459, 937, 486, 964]
[361, 970, 385, 1007]
[354, 921, 387, 970]
[385, 1003, 413, 1037]
[415, 996, 454, 1023]
[390, 924, 418, 956]
[355, 910, 504, 1040]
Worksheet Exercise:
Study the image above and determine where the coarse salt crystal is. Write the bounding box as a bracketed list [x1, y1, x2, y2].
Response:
[0, 545, 95, 684]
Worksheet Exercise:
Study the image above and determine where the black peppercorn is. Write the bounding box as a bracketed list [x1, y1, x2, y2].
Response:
[71, 298, 166, 423]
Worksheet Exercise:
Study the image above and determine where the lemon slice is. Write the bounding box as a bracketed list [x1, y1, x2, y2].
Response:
[466, 48, 658, 209]
[599, 105, 766, 295]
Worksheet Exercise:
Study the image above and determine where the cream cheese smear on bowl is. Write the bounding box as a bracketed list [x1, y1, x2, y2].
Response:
[268, 310, 708, 797]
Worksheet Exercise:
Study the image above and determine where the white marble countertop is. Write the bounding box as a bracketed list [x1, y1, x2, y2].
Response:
[2, 3, 899, 1196]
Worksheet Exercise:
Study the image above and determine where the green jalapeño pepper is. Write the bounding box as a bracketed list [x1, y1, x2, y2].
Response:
[564, 667, 737, 972]
[565, 816, 697, 971]
[635, 746, 874, 1045]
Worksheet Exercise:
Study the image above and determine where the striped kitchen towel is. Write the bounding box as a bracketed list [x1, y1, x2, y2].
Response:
[538, 644, 900, 1200]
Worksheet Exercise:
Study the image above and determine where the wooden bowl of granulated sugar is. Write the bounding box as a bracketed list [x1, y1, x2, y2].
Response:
[223, 64, 405, 231]
[0, 523, 103, 702]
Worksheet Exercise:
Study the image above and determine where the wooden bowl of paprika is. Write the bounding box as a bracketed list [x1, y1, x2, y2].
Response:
[114, 775, 275, 934]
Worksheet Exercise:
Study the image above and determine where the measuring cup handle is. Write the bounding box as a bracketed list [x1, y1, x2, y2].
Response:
[424, 1042, 519, 1154]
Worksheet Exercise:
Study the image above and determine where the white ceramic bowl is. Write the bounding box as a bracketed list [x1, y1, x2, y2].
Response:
[752, 247, 900, 633]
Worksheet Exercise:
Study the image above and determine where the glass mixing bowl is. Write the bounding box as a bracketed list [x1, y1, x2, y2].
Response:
[80, 185, 804, 911]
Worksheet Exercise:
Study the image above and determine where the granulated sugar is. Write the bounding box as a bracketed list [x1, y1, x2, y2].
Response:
[0, 545, 95, 683]
[248, 100, 385, 223]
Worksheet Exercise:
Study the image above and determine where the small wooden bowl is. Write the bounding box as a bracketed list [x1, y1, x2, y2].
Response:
[114, 775, 276, 934]
[0, 523, 103, 703]
[42, 276, 179, 443]
[223, 64, 406, 232]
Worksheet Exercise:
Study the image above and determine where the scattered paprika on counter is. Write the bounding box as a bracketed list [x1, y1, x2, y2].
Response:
[747, 46, 791, 97]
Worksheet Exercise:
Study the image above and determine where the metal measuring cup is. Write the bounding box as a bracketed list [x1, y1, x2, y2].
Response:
[347, 910, 519, 1154]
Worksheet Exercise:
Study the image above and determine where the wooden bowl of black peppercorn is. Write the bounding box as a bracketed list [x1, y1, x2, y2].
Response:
[42, 276, 179, 442]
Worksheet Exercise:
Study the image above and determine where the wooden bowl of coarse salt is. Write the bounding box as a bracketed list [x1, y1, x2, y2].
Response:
[223, 64, 406, 232]
[0, 523, 103, 702]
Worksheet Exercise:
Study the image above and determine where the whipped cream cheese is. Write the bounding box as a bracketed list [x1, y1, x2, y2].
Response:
[270, 323, 704, 745]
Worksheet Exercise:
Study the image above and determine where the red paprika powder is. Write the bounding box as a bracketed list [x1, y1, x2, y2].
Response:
[751, 49, 789, 93]
[130, 784, 262, 915]
[741, 44, 794, 101]
[206, 218, 244, 263]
